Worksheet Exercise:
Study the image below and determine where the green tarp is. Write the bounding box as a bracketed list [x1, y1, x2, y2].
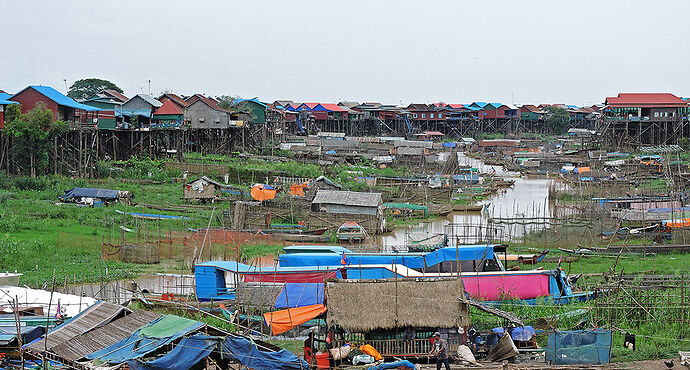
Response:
[383, 203, 429, 216]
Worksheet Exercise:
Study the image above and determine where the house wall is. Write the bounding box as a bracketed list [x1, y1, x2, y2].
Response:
[185, 100, 230, 129]
[236, 101, 266, 124]
[122, 96, 153, 111]
[316, 203, 379, 216]
[0, 107, 4, 129]
[10, 87, 62, 121]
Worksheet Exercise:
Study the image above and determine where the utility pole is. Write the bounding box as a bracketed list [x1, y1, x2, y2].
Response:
[63, 79, 68, 94]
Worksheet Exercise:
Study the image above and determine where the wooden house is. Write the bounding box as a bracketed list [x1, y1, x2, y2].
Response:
[183, 176, 230, 201]
[120, 94, 162, 128]
[152, 99, 184, 128]
[326, 278, 470, 358]
[310, 190, 384, 233]
[0, 91, 18, 129]
[185, 95, 234, 129]
[9, 86, 101, 128]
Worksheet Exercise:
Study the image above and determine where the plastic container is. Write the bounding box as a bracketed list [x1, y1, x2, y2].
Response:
[315, 351, 330, 369]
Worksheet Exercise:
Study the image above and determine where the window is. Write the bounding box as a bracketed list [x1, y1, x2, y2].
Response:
[654, 112, 659, 118]
[430, 113, 434, 118]
[438, 113, 442, 118]
[422, 113, 426, 118]
[413, 113, 418, 118]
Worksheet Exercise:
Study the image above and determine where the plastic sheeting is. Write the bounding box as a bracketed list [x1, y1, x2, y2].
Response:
[275, 283, 324, 308]
[546, 330, 612, 365]
[85, 315, 204, 365]
[367, 360, 416, 369]
[128, 334, 218, 370]
[279, 245, 495, 270]
[263, 304, 327, 335]
[60, 188, 120, 201]
[221, 335, 309, 370]
[251, 184, 277, 201]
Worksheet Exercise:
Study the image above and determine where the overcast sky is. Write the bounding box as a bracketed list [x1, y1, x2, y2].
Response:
[2, 0, 689, 106]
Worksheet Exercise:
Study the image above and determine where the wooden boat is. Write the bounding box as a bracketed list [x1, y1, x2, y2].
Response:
[336, 221, 366, 243]
[497, 249, 549, 265]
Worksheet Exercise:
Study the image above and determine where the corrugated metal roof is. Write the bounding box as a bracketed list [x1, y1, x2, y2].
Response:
[605, 93, 688, 107]
[311, 190, 382, 207]
[153, 99, 183, 115]
[27, 302, 127, 353]
[51, 310, 161, 361]
[128, 94, 162, 108]
[12, 86, 101, 111]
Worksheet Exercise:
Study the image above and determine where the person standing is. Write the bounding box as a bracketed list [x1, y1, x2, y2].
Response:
[429, 332, 450, 370]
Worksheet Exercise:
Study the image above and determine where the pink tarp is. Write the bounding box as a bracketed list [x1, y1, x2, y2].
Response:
[244, 270, 338, 283]
[462, 273, 551, 301]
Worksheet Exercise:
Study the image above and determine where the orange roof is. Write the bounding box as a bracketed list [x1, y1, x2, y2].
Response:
[153, 99, 183, 115]
[605, 93, 687, 107]
[319, 103, 348, 112]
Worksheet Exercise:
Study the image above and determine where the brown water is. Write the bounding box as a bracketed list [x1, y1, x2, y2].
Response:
[377, 153, 564, 251]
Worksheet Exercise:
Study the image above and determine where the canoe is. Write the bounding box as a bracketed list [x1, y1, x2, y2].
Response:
[497, 250, 549, 265]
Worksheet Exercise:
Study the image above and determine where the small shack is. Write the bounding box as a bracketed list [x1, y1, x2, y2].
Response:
[326, 278, 470, 357]
[183, 176, 229, 201]
[310, 190, 384, 233]
[59, 187, 133, 206]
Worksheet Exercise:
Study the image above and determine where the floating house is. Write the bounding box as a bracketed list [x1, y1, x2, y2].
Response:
[120, 94, 162, 127]
[310, 190, 384, 233]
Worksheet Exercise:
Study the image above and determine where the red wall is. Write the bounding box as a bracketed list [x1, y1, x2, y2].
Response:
[0, 110, 4, 129]
[10, 88, 60, 120]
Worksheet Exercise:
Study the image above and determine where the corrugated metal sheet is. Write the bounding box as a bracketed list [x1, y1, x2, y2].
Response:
[311, 190, 381, 208]
[27, 302, 127, 353]
[51, 310, 161, 361]
[12, 86, 101, 111]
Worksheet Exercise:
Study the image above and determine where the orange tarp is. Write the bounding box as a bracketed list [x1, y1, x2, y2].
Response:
[251, 185, 277, 201]
[289, 184, 306, 197]
[263, 304, 327, 335]
[664, 218, 690, 228]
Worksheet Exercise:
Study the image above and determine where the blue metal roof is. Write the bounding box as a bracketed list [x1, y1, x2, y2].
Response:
[234, 97, 267, 108]
[13, 86, 101, 111]
[487, 103, 502, 109]
[471, 102, 488, 108]
[0, 92, 18, 106]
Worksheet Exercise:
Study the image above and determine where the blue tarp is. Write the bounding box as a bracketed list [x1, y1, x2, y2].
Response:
[368, 360, 415, 369]
[221, 335, 309, 370]
[85, 315, 204, 365]
[546, 330, 612, 365]
[60, 187, 120, 200]
[128, 334, 218, 370]
[275, 283, 324, 308]
[278, 245, 496, 270]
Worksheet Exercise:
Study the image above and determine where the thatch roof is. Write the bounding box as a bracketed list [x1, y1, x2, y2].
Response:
[235, 282, 283, 309]
[325, 278, 469, 332]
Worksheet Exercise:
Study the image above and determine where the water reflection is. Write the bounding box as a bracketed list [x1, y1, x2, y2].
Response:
[377, 153, 562, 251]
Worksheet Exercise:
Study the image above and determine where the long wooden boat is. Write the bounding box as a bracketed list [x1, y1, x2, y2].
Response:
[497, 249, 549, 265]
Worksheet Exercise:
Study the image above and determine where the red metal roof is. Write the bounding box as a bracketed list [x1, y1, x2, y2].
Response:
[302, 103, 319, 109]
[605, 93, 688, 108]
[447, 104, 465, 109]
[159, 93, 188, 108]
[153, 99, 184, 115]
[103, 89, 129, 103]
[417, 131, 444, 136]
[319, 103, 347, 112]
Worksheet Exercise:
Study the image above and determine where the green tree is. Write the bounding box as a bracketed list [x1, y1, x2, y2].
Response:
[67, 78, 123, 101]
[2, 102, 69, 176]
[216, 95, 240, 111]
[544, 106, 570, 134]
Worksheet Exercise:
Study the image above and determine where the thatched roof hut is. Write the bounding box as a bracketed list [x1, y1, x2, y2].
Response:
[325, 278, 470, 332]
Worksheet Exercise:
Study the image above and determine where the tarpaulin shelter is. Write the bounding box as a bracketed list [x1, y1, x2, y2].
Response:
[263, 304, 327, 335]
[251, 184, 277, 201]
[573, 167, 591, 174]
[128, 334, 218, 370]
[60, 188, 127, 201]
[85, 315, 204, 365]
[274, 283, 324, 308]
[546, 330, 611, 365]
[221, 335, 309, 370]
